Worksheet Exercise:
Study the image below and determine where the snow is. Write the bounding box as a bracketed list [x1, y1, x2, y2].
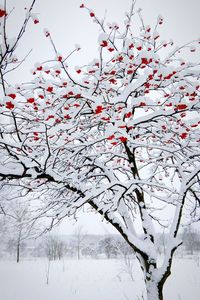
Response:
[0, 257, 199, 300]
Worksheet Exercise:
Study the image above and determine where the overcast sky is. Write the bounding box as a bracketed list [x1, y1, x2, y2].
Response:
[3, 0, 200, 234]
[5, 0, 200, 83]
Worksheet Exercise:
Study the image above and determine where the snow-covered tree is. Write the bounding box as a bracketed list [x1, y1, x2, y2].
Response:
[0, 1, 200, 299]
[98, 236, 119, 258]
[182, 226, 200, 255]
[0, 190, 40, 262]
[73, 225, 86, 260]
[44, 235, 66, 261]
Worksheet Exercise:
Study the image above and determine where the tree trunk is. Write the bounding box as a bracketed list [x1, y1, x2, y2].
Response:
[146, 280, 164, 300]
[16, 242, 20, 263]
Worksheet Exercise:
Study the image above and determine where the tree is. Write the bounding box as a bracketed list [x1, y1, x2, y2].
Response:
[44, 235, 66, 260]
[0, 214, 8, 257]
[73, 226, 86, 260]
[0, 1, 200, 299]
[0, 181, 42, 263]
[98, 236, 119, 258]
[82, 245, 98, 259]
[118, 244, 135, 282]
[116, 238, 133, 260]
[2, 197, 39, 262]
[182, 226, 200, 255]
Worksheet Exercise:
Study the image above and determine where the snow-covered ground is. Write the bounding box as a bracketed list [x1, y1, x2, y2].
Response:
[0, 257, 199, 300]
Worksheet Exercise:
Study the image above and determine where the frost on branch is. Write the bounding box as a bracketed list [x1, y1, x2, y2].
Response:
[0, 2, 200, 299]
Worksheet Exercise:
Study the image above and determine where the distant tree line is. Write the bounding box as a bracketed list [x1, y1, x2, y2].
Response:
[0, 225, 200, 262]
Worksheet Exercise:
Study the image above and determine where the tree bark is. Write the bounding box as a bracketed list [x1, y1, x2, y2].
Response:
[146, 280, 164, 300]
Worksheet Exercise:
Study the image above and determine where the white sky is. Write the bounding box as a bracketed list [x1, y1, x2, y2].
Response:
[3, 0, 200, 234]
[5, 0, 200, 84]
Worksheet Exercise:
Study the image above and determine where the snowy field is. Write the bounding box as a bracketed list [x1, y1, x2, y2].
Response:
[0, 257, 200, 300]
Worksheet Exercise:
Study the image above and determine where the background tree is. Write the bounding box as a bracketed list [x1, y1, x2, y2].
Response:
[98, 236, 119, 259]
[44, 235, 66, 261]
[0, 1, 200, 299]
[0, 214, 8, 257]
[116, 239, 133, 260]
[73, 226, 86, 260]
[81, 244, 98, 259]
[182, 226, 200, 255]
[2, 197, 39, 262]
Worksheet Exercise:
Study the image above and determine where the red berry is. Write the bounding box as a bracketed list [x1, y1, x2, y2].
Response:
[141, 58, 149, 65]
[0, 9, 6, 18]
[139, 102, 146, 107]
[6, 101, 15, 110]
[119, 136, 127, 143]
[100, 40, 108, 47]
[8, 93, 16, 99]
[180, 132, 187, 139]
[27, 98, 35, 103]
[95, 105, 104, 114]
[129, 43, 134, 50]
[125, 112, 132, 118]
[176, 104, 187, 110]
[107, 135, 115, 140]
[47, 87, 53, 93]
